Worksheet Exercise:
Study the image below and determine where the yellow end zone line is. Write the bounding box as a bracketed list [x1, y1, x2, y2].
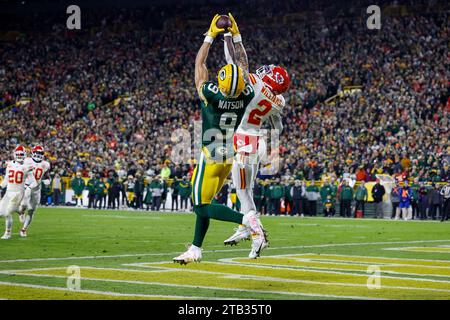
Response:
[0, 268, 369, 300]
[8, 264, 450, 296]
[129, 261, 450, 287]
[213, 258, 450, 283]
[239, 253, 450, 265]
[0, 281, 219, 300]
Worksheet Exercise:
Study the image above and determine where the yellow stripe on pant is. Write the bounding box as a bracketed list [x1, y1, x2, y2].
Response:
[191, 152, 232, 206]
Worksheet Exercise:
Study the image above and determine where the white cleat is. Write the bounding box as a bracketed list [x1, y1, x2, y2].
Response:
[249, 229, 269, 259]
[173, 245, 202, 265]
[224, 225, 251, 246]
[1, 233, 11, 240]
[242, 211, 269, 259]
[19, 229, 27, 237]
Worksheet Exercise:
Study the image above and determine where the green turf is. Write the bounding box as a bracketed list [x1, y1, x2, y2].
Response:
[0, 207, 449, 300]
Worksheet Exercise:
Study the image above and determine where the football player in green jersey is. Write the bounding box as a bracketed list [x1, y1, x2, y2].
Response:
[173, 14, 268, 265]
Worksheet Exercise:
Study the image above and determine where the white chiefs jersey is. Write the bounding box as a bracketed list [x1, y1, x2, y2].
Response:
[1, 160, 37, 192]
[23, 157, 50, 191]
[236, 73, 285, 136]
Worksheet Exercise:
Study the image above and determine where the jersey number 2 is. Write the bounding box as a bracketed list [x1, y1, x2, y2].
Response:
[248, 100, 272, 126]
[8, 170, 24, 184]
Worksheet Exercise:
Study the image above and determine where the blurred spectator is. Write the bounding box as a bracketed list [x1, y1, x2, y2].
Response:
[440, 180, 450, 222]
[396, 181, 413, 220]
[372, 179, 386, 219]
[291, 179, 305, 216]
[71, 172, 85, 207]
[390, 184, 401, 219]
[428, 184, 442, 220]
[51, 173, 62, 206]
[339, 180, 353, 218]
[305, 180, 320, 216]
[354, 181, 368, 217]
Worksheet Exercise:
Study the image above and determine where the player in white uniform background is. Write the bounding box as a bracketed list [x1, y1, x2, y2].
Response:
[18, 145, 51, 237]
[0, 146, 38, 239]
[222, 18, 291, 245]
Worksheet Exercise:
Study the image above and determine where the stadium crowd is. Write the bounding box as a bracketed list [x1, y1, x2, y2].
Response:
[0, 0, 449, 216]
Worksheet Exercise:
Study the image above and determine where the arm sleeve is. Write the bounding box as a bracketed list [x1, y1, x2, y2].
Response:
[269, 113, 284, 133]
[27, 169, 38, 189]
[223, 34, 234, 65]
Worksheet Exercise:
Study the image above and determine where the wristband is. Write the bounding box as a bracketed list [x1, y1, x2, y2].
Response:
[232, 34, 242, 43]
[204, 35, 214, 44]
[224, 32, 232, 38]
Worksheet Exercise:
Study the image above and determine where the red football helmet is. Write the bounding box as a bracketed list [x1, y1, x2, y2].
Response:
[14, 145, 26, 162]
[256, 64, 290, 95]
[32, 145, 45, 162]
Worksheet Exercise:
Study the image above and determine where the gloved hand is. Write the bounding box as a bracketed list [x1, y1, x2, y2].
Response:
[204, 14, 225, 39]
[227, 13, 240, 36]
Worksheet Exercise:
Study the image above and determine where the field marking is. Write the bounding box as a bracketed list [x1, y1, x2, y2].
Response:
[82, 215, 162, 220]
[0, 268, 380, 300]
[1, 239, 450, 264]
[385, 246, 450, 254]
[0, 281, 222, 300]
[214, 258, 450, 284]
[9, 264, 450, 299]
[130, 262, 450, 293]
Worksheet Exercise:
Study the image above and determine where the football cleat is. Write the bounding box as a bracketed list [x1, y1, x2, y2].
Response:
[19, 229, 27, 237]
[1, 232, 11, 240]
[173, 245, 202, 265]
[224, 225, 251, 246]
[249, 229, 269, 259]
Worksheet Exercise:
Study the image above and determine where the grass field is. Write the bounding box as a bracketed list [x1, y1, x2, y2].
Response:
[0, 207, 449, 300]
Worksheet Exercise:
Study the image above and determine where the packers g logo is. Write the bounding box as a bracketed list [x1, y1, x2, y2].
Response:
[219, 69, 226, 81]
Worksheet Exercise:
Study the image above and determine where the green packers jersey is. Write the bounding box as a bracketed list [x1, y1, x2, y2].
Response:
[199, 81, 254, 161]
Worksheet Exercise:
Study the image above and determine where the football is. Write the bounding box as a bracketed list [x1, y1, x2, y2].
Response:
[216, 15, 232, 31]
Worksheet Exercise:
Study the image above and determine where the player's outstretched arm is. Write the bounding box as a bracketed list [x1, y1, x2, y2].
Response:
[195, 42, 211, 95]
[196, 14, 225, 95]
[227, 13, 249, 80]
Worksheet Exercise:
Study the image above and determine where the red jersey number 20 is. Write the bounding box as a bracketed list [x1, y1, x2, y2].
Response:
[8, 170, 24, 184]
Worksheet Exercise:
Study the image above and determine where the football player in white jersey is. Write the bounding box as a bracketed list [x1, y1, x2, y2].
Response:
[0, 146, 38, 239]
[222, 14, 291, 246]
[17, 145, 51, 237]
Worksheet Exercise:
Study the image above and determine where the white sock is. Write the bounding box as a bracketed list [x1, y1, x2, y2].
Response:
[5, 215, 12, 233]
[23, 212, 34, 230]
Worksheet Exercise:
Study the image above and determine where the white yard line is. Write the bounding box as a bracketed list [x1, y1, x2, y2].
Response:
[1, 239, 450, 264]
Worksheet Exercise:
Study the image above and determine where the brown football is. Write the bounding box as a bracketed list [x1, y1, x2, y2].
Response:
[216, 15, 232, 32]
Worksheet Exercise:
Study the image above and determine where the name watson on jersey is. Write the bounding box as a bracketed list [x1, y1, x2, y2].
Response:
[218, 100, 244, 110]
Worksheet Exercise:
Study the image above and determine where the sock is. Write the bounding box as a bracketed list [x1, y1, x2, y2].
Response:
[192, 204, 244, 247]
[23, 211, 34, 230]
[5, 215, 12, 233]
[206, 204, 244, 224]
[192, 214, 210, 248]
